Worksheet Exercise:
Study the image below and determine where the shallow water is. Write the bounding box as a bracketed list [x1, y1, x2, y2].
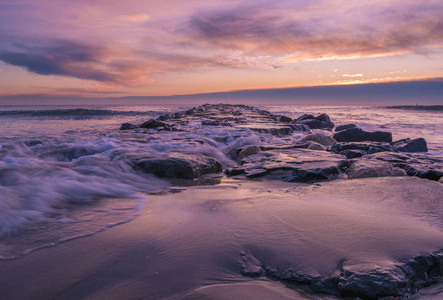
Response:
[0, 178, 441, 299]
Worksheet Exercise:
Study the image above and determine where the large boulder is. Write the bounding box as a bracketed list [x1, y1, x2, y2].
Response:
[347, 159, 405, 179]
[391, 138, 428, 153]
[293, 113, 334, 130]
[134, 153, 222, 179]
[333, 128, 392, 143]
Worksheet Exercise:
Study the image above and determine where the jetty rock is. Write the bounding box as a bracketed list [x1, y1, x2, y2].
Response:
[392, 138, 428, 153]
[333, 127, 392, 143]
[293, 113, 334, 130]
[129, 152, 223, 179]
[233, 148, 346, 182]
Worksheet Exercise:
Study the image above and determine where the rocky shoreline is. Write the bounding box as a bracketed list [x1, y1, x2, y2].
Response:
[120, 103, 442, 184]
[117, 104, 443, 299]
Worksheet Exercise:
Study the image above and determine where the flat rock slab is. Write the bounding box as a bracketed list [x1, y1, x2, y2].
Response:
[130, 152, 223, 179]
[239, 148, 347, 182]
[363, 152, 443, 181]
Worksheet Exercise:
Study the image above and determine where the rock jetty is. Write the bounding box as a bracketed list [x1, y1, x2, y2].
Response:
[120, 104, 441, 183]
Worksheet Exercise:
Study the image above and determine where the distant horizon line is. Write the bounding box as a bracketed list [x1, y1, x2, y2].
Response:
[1, 78, 442, 106]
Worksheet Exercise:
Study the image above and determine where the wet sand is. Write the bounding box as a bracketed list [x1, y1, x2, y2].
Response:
[0, 177, 442, 299]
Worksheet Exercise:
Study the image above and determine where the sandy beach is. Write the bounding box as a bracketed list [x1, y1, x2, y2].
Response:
[1, 176, 441, 299]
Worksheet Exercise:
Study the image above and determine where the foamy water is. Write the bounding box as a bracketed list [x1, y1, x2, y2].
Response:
[0, 104, 441, 259]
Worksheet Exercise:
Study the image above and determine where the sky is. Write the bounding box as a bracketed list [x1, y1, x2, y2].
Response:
[0, 0, 442, 104]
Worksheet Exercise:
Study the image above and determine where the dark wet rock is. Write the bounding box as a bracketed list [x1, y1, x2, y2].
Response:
[295, 114, 315, 122]
[333, 127, 392, 143]
[364, 131, 393, 142]
[241, 249, 443, 299]
[333, 128, 367, 142]
[392, 138, 428, 153]
[335, 124, 356, 132]
[133, 153, 223, 179]
[397, 164, 442, 181]
[156, 114, 171, 121]
[140, 119, 167, 129]
[120, 123, 137, 130]
[293, 113, 334, 130]
[285, 166, 340, 181]
[277, 115, 292, 123]
[301, 132, 337, 147]
[341, 149, 364, 159]
[316, 113, 332, 123]
[295, 119, 334, 130]
[338, 264, 410, 298]
[359, 152, 443, 181]
[240, 148, 346, 182]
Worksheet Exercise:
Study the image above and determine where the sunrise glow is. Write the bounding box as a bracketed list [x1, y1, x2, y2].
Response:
[0, 0, 442, 103]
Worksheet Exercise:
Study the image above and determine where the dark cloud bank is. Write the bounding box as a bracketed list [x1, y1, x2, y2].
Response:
[2, 79, 442, 105]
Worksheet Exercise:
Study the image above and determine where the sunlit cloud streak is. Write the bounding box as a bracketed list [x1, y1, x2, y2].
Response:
[0, 39, 153, 85]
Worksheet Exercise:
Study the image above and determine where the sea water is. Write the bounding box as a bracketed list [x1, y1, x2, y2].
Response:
[0, 103, 441, 259]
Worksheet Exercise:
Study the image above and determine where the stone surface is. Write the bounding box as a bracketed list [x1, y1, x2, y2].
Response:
[333, 127, 392, 143]
[367, 152, 443, 181]
[133, 153, 223, 179]
[238, 148, 346, 182]
[140, 119, 167, 129]
[341, 149, 364, 159]
[392, 138, 428, 152]
[293, 113, 334, 129]
[120, 122, 137, 130]
[347, 159, 397, 179]
[277, 115, 292, 123]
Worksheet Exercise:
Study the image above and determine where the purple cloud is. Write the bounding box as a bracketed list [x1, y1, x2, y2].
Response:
[180, 1, 443, 59]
